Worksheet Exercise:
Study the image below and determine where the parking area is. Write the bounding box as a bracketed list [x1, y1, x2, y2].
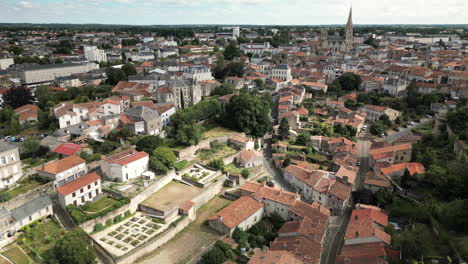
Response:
[92, 213, 167, 257]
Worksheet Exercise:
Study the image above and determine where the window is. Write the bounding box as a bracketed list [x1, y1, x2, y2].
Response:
[88, 184, 91, 190]
[46, 207, 49, 212]
[80, 188, 84, 193]
[29, 216, 32, 221]
[10, 155, 15, 162]
[88, 193, 92, 199]
[1, 157, 5, 164]
[72, 192, 76, 197]
[81, 197, 85, 203]
[74, 201, 77, 206]
[96, 189, 99, 196]
[95, 181, 98, 186]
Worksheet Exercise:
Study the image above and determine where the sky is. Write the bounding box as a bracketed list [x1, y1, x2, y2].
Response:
[0, 0, 467, 25]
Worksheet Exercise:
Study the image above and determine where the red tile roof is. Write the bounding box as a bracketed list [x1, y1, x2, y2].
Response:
[208, 195, 264, 229]
[248, 251, 302, 264]
[57, 172, 100, 196]
[380, 162, 425, 176]
[345, 208, 391, 245]
[36, 155, 85, 174]
[53, 143, 89, 156]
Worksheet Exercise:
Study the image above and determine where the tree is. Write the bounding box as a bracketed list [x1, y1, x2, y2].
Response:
[400, 169, 411, 189]
[7, 117, 21, 135]
[221, 93, 271, 138]
[153, 147, 176, 169]
[122, 63, 137, 77]
[278, 118, 290, 140]
[200, 246, 225, 264]
[223, 41, 240, 60]
[208, 159, 224, 170]
[2, 87, 35, 109]
[21, 137, 40, 157]
[149, 157, 169, 174]
[295, 133, 311, 146]
[175, 123, 202, 146]
[212, 83, 235, 96]
[53, 229, 96, 264]
[370, 122, 384, 135]
[135, 135, 165, 154]
[375, 189, 393, 208]
[224, 62, 244, 77]
[105, 68, 127, 85]
[0, 106, 14, 123]
[364, 36, 378, 48]
[35, 86, 53, 109]
[336, 72, 362, 91]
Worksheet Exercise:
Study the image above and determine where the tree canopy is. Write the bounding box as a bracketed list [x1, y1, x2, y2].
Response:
[2, 87, 35, 109]
[53, 229, 96, 264]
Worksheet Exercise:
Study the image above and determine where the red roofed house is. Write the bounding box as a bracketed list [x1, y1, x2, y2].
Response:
[36, 155, 87, 188]
[228, 135, 255, 150]
[248, 251, 302, 264]
[57, 172, 101, 208]
[101, 149, 149, 182]
[53, 143, 92, 157]
[344, 207, 391, 246]
[235, 149, 263, 168]
[337, 242, 399, 264]
[369, 144, 412, 168]
[379, 162, 425, 178]
[208, 195, 265, 237]
[14, 104, 38, 125]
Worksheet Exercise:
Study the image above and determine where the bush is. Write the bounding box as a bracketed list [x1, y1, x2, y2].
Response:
[208, 159, 224, 170]
[241, 168, 250, 179]
[106, 219, 113, 226]
[174, 160, 189, 171]
[114, 214, 123, 223]
[0, 192, 10, 202]
[124, 210, 131, 217]
[93, 223, 105, 232]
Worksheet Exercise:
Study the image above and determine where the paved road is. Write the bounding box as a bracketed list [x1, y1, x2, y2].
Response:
[262, 137, 295, 193]
[378, 117, 433, 143]
[321, 138, 372, 264]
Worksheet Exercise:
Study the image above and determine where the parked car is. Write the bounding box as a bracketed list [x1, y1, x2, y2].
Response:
[393, 127, 400, 132]
[266, 180, 275, 188]
[4, 136, 13, 141]
[356, 161, 361, 166]
[7, 137, 16, 142]
[15, 136, 25, 142]
[426, 115, 433, 118]
[380, 133, 385, 138]
[415, 119, 421, 123]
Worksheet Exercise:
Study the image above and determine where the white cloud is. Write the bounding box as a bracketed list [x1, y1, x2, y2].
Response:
[18, 1, 33, 8]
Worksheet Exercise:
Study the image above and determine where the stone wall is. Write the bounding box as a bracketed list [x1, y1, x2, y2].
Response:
[79, 172, 176, 233]
[0, 181, 54, 210]
[175, 133, 245, 160]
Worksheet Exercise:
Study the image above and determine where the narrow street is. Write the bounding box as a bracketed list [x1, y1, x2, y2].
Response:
[320, 137, 371, 264]
[261, 137, 295, 193]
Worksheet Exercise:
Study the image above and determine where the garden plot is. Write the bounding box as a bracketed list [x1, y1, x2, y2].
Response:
[92, 213, 167, 257]
[181, 164, 219, 184]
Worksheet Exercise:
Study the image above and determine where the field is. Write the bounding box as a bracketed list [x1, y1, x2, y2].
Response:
[137, 196, 232, 264]
[141, 181, 202, 212]
[2, 246, 31, 264]
[203, 126, 238, 139]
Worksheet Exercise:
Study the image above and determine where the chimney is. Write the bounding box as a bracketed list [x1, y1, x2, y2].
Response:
[217, 215, 222, 222]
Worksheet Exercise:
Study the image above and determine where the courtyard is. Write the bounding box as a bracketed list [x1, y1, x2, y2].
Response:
[92, 213, 167, 257]
[137, 196, 232, 264]
[141, 181, 202, 212]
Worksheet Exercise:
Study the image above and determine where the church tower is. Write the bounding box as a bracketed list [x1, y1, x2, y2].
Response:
[345, 7, 353, 51]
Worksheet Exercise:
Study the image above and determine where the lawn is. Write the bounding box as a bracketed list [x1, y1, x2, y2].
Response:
[203, 126, 238, 139]
[141, 181, 202, 212]
[2, 246, 31, 264]
[19, 219, 65, 261]
[223, 164, 243, 176]
[83, 196, 119, 214]
[0, 177, 44, 201]
[0, 256, 10, 264]
[137, 196, 232, 264]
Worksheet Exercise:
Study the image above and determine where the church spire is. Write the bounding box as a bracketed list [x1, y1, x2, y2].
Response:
[347, 7, 353, 26]
[345, 6, 353, 51]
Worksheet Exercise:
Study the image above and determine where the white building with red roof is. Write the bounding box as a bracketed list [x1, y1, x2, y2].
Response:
[57, 172, 101, 208]
[36, 155, 87, 188]
[100, 149, 149, 182]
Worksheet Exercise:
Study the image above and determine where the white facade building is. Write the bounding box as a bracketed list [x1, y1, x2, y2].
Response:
[12, 63, 99, 85]
[57, 172, 101, 208]
[269, 64, 292, 81]
[0, 58, 14, 70]
[0, 142, 22, 190]
[84, 46, 107, 63]
[36, 155, 87, 188]
[101, 149, 149, 182]
[182, 65, 214, 81]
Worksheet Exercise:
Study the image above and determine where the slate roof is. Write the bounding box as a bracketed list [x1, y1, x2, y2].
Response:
[0, 141, 17, 153]
[11, 195, 52, 221]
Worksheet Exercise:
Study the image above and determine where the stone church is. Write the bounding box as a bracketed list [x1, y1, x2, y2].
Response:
[320, 8, 354, 53]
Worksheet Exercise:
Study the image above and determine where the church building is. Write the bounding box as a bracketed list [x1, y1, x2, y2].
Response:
[320, 8, 354, 53]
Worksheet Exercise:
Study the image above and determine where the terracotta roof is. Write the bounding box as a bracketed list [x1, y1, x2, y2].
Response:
[237, 149, 262, 163]
[270, 235, 322, 264]
[336, 242, 389, 264]
[36, 155, 85, 174]
[208, 195, 264, 229]
[364, 172, 392, 188]
[53, 143, 89, 156]
[229, 135, 250, 145]
[335, 165, 359, 185]
[369, 144, 412, 160]
[105, 149, 148, 166]
[380, 162, 425, 176]
[345, 208, 391, 245]
[328, 180, 351, 201]
[240, 181, 300, 206]
[179, 200, 195, 212]
[14, 104, 38, 121]
[364, 104, 387, 112]
[56, 172, 100, 196]
[248, 251, 302, 264]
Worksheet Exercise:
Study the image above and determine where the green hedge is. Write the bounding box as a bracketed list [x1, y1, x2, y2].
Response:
[67, 196, 129, 225]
